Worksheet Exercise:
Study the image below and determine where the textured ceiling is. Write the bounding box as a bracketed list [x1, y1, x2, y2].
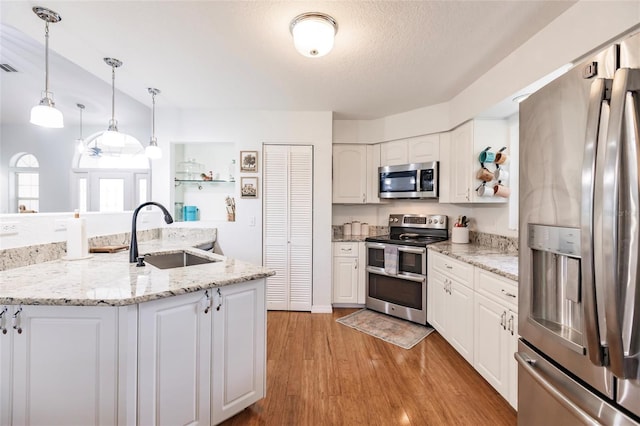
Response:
[0, 1, 575, 125]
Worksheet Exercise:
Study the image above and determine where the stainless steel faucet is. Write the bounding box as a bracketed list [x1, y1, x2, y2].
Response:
[129, 201, 174, 263]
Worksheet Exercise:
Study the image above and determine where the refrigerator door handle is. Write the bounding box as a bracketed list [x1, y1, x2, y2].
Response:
[515, 352, 601, 426]
[602, 67, 640, 379]
[581, 77, 610, 366]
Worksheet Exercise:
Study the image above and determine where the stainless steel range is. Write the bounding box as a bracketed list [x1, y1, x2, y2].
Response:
[364, 214, 448, 325]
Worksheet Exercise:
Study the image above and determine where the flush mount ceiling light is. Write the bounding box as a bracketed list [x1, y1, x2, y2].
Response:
[75, 103, 86, 154]
[145, 88, 162, 159]
[290, 12, 338, 58]
[30, 6, 64, 128]
[101, 57, 131, 147]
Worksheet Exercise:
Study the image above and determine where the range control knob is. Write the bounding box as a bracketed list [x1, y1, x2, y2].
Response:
[439, 218, 445, 224]
[394, 218, 399, 223]
[428, 219, 433, 224]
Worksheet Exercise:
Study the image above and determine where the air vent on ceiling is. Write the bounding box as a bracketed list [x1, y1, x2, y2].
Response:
[0, 63, 18, 72]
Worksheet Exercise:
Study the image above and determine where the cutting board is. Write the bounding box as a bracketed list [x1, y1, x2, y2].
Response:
[89, 245, 129, 253]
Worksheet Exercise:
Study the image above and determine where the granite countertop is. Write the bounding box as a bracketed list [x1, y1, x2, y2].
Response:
[0, 237, 275, 307]
[332, 235, 371, 242]
[428, 241, 518, 282]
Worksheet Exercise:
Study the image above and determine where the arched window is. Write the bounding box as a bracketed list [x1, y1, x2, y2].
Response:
[72, 132, 150, 212]
[11, 153, 40, 213]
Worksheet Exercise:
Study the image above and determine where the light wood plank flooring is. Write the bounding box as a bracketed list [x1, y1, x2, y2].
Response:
[221, 309, 517, 425]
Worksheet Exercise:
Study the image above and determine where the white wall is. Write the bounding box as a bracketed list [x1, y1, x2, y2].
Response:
[154, 108, 334, 312]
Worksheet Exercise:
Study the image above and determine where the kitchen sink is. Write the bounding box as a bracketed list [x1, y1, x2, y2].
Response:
[144, 251, 220, 269]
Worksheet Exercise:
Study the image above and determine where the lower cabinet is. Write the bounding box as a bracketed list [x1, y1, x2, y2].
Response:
[1, 305, 119, 426]
[332, 242, 366, 305]
[474, 293, 518, 408]
[428, 250, 518, 410]
[139, 280, 266, 426]
[428, 269, 474, 364]
[0, 279, 266, 426]
[211, 280, 266, 424]
[138, 290, 213, 426]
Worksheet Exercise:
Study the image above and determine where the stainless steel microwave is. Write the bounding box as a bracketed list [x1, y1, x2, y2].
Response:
[378, 161, 439, 199]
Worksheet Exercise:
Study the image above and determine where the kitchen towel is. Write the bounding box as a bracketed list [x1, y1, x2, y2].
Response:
[384, 245, 398, 275]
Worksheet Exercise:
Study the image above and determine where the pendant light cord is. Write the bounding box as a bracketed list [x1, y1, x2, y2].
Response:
[151, 91, 156, 139]
[111, 64, 116, 125]
[44, 21, 50, 95]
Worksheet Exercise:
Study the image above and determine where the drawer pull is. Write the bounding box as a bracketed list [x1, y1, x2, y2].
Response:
[445, 264, 453, 270]
[501, 289, 517, 298]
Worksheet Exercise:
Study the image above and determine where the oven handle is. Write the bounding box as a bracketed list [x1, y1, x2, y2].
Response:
[366, 267, 425, 283]
[397, 246, 426, 255]
[365, 242, 387, 249]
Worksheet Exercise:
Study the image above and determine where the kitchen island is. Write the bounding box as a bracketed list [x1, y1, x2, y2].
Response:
[0, 234, 274, 426]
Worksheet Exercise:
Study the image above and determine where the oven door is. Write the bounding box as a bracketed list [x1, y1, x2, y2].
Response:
[366, 243, 426, 277]
[365, 269, 426, 325]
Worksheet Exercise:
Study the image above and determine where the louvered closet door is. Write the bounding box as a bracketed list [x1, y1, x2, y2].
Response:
[263, 145, 313, 311]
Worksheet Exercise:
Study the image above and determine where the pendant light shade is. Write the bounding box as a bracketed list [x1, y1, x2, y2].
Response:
[101, 57, 127, 147]
[30, 6, 64, 128]
[290, 12, 337, 58]
[145, 88, 162, 159]
[75, 103, 86, 154]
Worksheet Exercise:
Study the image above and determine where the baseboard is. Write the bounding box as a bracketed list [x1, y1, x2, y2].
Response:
[311, 305, 333, 313]
[332, 303, 366, 309]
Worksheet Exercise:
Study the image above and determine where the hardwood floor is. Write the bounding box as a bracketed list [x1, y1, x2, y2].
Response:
[221, 309, 517, 426]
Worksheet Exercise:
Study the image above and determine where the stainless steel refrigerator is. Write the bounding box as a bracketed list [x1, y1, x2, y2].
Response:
[518, 29, 640, 425]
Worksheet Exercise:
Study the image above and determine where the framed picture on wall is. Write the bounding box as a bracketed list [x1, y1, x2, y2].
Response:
[240, 176, 258, 198]
[240, 151, 258, 172]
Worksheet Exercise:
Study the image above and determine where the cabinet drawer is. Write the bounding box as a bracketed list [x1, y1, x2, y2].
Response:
[475, 268, 518, 310]
[334, 242, 359, 257]
[430, 251, 473, 287]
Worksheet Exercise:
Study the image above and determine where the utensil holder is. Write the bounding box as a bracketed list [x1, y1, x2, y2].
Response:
[452, 227, 469, 244]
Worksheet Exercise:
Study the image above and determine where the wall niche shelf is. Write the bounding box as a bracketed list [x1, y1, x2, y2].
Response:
[174, 179, 236, 190]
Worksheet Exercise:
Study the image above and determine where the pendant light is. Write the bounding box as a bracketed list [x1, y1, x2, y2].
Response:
[30, 6, 64, 128]
[101, 57, 128, 147]
[75, 103, 86, 154]
[145, 88, 162, 159]
[290, 12, 338, 58]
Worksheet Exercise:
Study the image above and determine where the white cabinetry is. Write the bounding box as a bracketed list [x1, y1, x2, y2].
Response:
[380, 140, 409, 166]
[438, 132, 451, 203]
[1, 305, 119, 426]
[212, 279, 266, 425]
[366, 145, 383, 204]
[408, 134, 440, 163]
[333, 145, 367, 203]
[380, 135, 440, 166]
[139, 280, 267, 426]
[473, 269, 518, 409]
[428, 251, 518, 408]
[449, 120, 509, 203]
[332, 242, 362, 304]
[428, 251, 474, 364]
[264, 145, 313, 311]
[138, 290, 212, 426]
[332, 144, 383, 204]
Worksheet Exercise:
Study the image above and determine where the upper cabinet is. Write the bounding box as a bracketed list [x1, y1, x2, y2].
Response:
[333, 145, 367, 204]
[380, 134, 440, 166]
[408, 134, 440, 163]
[380, 140, 409, 166]
[333, 144, 383, 204]
[447, 120, 509, 204]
